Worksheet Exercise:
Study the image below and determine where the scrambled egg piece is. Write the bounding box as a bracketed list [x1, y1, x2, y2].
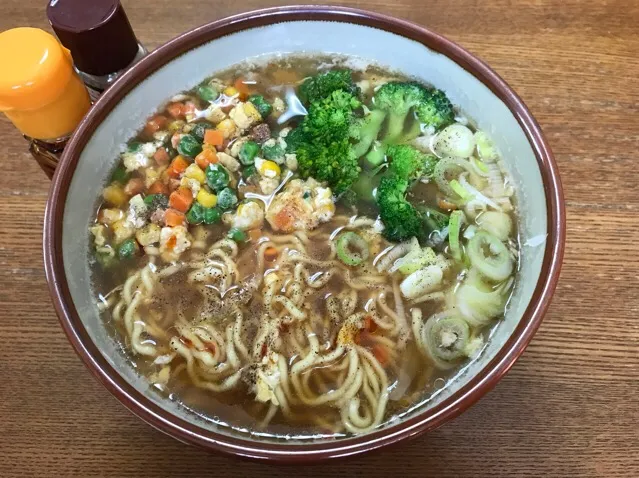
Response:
[254, 352, 281, 405]
[160, 225, 192, 261]
[232, 201, 265, 231]
[229, 102, 261, 131]
[266, 178, 335, 233]
[89, 225, 107, 247]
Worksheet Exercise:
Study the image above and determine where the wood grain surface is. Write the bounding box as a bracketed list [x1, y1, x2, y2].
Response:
[1, 1, 637, 476]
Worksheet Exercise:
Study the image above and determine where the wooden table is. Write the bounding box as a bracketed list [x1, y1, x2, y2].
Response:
[1, 1, 637, 476]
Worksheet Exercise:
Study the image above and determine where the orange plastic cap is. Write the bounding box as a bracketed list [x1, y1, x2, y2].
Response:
[0, 27, 75, 111]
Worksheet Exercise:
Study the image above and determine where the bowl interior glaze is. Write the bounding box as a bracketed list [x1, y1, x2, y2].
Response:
[45, 7, 562, 462]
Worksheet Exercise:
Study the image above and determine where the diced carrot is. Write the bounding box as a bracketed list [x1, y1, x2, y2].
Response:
[153, 147, 170, 165]
[164, 208, 185, 227]
[167, 102, 185, 118]
[147, 180, 169, 195]
[143, 115, 168, 137]
[169, 187, 194, 212]
[195, 147, 218, 169]
[264, 246, 278, 261]
[204, 129, 224, 146]
[233, 77, 251, 100]
[371, 344, 389, 367]
[437, 197, 458, 211]
[124, 177, 145, 196]
[167, 155, 190, 178]
[364, 315, 378, 333]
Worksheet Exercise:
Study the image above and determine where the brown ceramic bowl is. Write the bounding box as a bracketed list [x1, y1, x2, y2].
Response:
[43, 5, 565, 462]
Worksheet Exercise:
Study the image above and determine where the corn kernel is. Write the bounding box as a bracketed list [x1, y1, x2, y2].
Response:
[102, 184, 128, 207]
[243, 101, 262, 122]
[196, 189, 217, 208]
[224, 86, 239, 97]
[216, 118, 237, 139]
[184, 163, 206, 184]
[255, 158, 281, 178]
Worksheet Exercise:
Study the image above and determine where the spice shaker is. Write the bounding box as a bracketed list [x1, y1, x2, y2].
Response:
[0, 27, 92, 178]
[47, 0, 147, 101]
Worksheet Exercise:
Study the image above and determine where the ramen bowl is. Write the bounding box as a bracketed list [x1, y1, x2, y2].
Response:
[43, 5, 565, 462]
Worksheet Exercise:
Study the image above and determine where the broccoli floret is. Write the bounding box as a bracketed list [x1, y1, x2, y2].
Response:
[294, 90, 362, 194]
[376, 175, 423, 242]
[373, 82, 454, 142]
[373, 82, 425, 143]
[350, 109, 386, 158]
[261, 138, 286, 162]
[297, 137, 359, 194]
[285, 126, 305, 153]
[386, 144, 438, 180]
[298, 70, 360, 104]
[415, 89, 454, 131]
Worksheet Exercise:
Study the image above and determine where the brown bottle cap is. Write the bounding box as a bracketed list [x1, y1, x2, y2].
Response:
[47, 0, 139, 76]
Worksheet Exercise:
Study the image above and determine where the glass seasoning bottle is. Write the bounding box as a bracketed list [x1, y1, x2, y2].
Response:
[47, 0, 147, 102]
[0, 28, 92, 178]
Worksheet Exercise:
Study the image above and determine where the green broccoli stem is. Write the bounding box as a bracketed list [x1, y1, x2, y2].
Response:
[385, 111, 409, 143]
[352, 110, 386, 158]
[364, 143, 387, 167]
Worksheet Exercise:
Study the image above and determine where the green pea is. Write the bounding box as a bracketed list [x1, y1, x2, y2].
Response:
[239, 140, 260, 166]
[190, 121, 214, 142]
[243, 164, 257, 180]
[177, 134, 203, 158]
[217, 188, 238, 211]
[198, 84, 219, 103]
[110, 165, 130, 184]
[186, 203, 205, 224]
[248, 94, 272, 117]
[205, 164, 230, 192]
[127, 141, 143, 153]
[143, 194, 169, 210]
[227, 227, 247, 242]
[117, 238, 138, 260]
[203, 207, 222, 225]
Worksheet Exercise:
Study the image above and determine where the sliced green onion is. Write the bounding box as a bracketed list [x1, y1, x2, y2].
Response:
[434, 124, 476, 158]
[336, 231, 370, 266]
[471, 157, 489, 175]
[448, 210, 464, 261]
[433, 157, 474, 197]
[474, 131, 498, 161]
[476, 211, 512, 241]
[422, 312, 471, 369]
[467, 231, 513, 281]
[449, 179, 473, 201]
[455, 280, 507, 327]
[390, 247, 437, 275]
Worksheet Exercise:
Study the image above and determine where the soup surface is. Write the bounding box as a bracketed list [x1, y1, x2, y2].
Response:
[91, 55, 519, 438]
